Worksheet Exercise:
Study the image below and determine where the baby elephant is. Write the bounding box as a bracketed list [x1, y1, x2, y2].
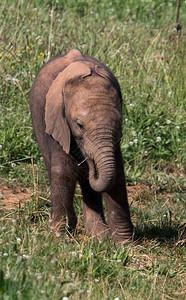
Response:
[30, 49, 133, 243]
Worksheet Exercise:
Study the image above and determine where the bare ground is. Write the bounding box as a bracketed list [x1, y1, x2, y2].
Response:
[0, 185, 33, 210]
[0, 183, 147, 210]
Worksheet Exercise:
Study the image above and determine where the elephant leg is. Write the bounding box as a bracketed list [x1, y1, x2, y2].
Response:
[50, 140, 77, 233]
[79, 180, 109, 240]
[103, 149, 133, 243]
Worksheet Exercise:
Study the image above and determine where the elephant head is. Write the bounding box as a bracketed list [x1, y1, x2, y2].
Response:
[45, 57, 122, 193]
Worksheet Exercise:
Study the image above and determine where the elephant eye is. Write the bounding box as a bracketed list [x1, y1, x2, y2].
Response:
[76, 119, 84, 130]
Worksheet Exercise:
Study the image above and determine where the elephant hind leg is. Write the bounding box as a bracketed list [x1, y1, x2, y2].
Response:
[80, 180, 109, 240]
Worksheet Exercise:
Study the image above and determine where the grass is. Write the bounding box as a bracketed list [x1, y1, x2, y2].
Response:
[0, 0, 186, 299]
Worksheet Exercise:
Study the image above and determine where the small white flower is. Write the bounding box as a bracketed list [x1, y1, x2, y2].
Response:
[134, 138, 138, 144]
[129, 103, 135, 107]
[12, 219, 16, 223]
[155, 121, 160, 126]
[79, 253, 83, 259]
[51, 276, 55, 281]
[11, 162, 16, 167]
[87, 290, 91, 293]
[166, 120, 171, 124]
[132, 131, 137, 137]
[22, 254, 30, 259]
[168, 91, 173, 98]
[56, 232, 61, 237]
[125, 118, 128, 123]
[12, 77, 20, 85]
[114, 298, 120, 300]
[62, 297, 69, 300]
[129, 141, 133, 146]
[117, 259, 121, 263]
[177, 139, 181, 142]
[176, 126, 180, 129]
[3, 253, 8, 257]
[0, 145, 2, 149]
[16, 237, 21, 244]
[5, 74, 19, 85]
[37, 275, 42, 280]
[139, 264, 145, 269]
[156, 136, 161, 142]
[144, 151, 148, 156]
[41, 290, 45, 294]
[71, 251, 76, 256]
[71, 272, 75, 278]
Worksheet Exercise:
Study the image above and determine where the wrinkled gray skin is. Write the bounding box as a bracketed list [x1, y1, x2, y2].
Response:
[30, 49, 133, 243]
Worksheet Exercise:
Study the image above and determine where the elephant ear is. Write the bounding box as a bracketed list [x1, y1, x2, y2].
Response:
[45, 61, 91, 153]
[95, 64, 122, 103]
[94, 65, 111, 81]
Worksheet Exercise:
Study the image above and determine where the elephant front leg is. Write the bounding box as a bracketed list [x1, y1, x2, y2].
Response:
[104, 152, 133, 243]
[80, 180, 109, 240]
[50, 144, 77, 233]
[50, 181, 77, 233]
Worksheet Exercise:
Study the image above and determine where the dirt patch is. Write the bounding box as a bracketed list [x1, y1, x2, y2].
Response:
[0, 184, 148, 210]
[127, 183, 148, 203]
[0, 185, 33, 210]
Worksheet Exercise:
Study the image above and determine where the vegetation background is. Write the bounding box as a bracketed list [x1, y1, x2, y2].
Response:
[0, 0, 185, 299]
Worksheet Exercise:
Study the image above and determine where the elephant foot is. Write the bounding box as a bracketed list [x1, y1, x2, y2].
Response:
[110, 224, 134, 244]
[51, 214, 77, 236]
[85, 219, 110, 241]
[83, 205, 109, 241]
[50, 219, 65, 236]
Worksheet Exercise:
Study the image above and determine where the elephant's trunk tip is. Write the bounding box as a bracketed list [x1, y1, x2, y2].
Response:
[87, 157, 116, 193]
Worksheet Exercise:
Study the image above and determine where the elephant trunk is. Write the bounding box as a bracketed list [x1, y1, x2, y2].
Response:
[87, 146, 116, 193]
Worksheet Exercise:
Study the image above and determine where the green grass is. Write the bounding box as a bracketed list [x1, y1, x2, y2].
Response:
[0, 0, 186, 299]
